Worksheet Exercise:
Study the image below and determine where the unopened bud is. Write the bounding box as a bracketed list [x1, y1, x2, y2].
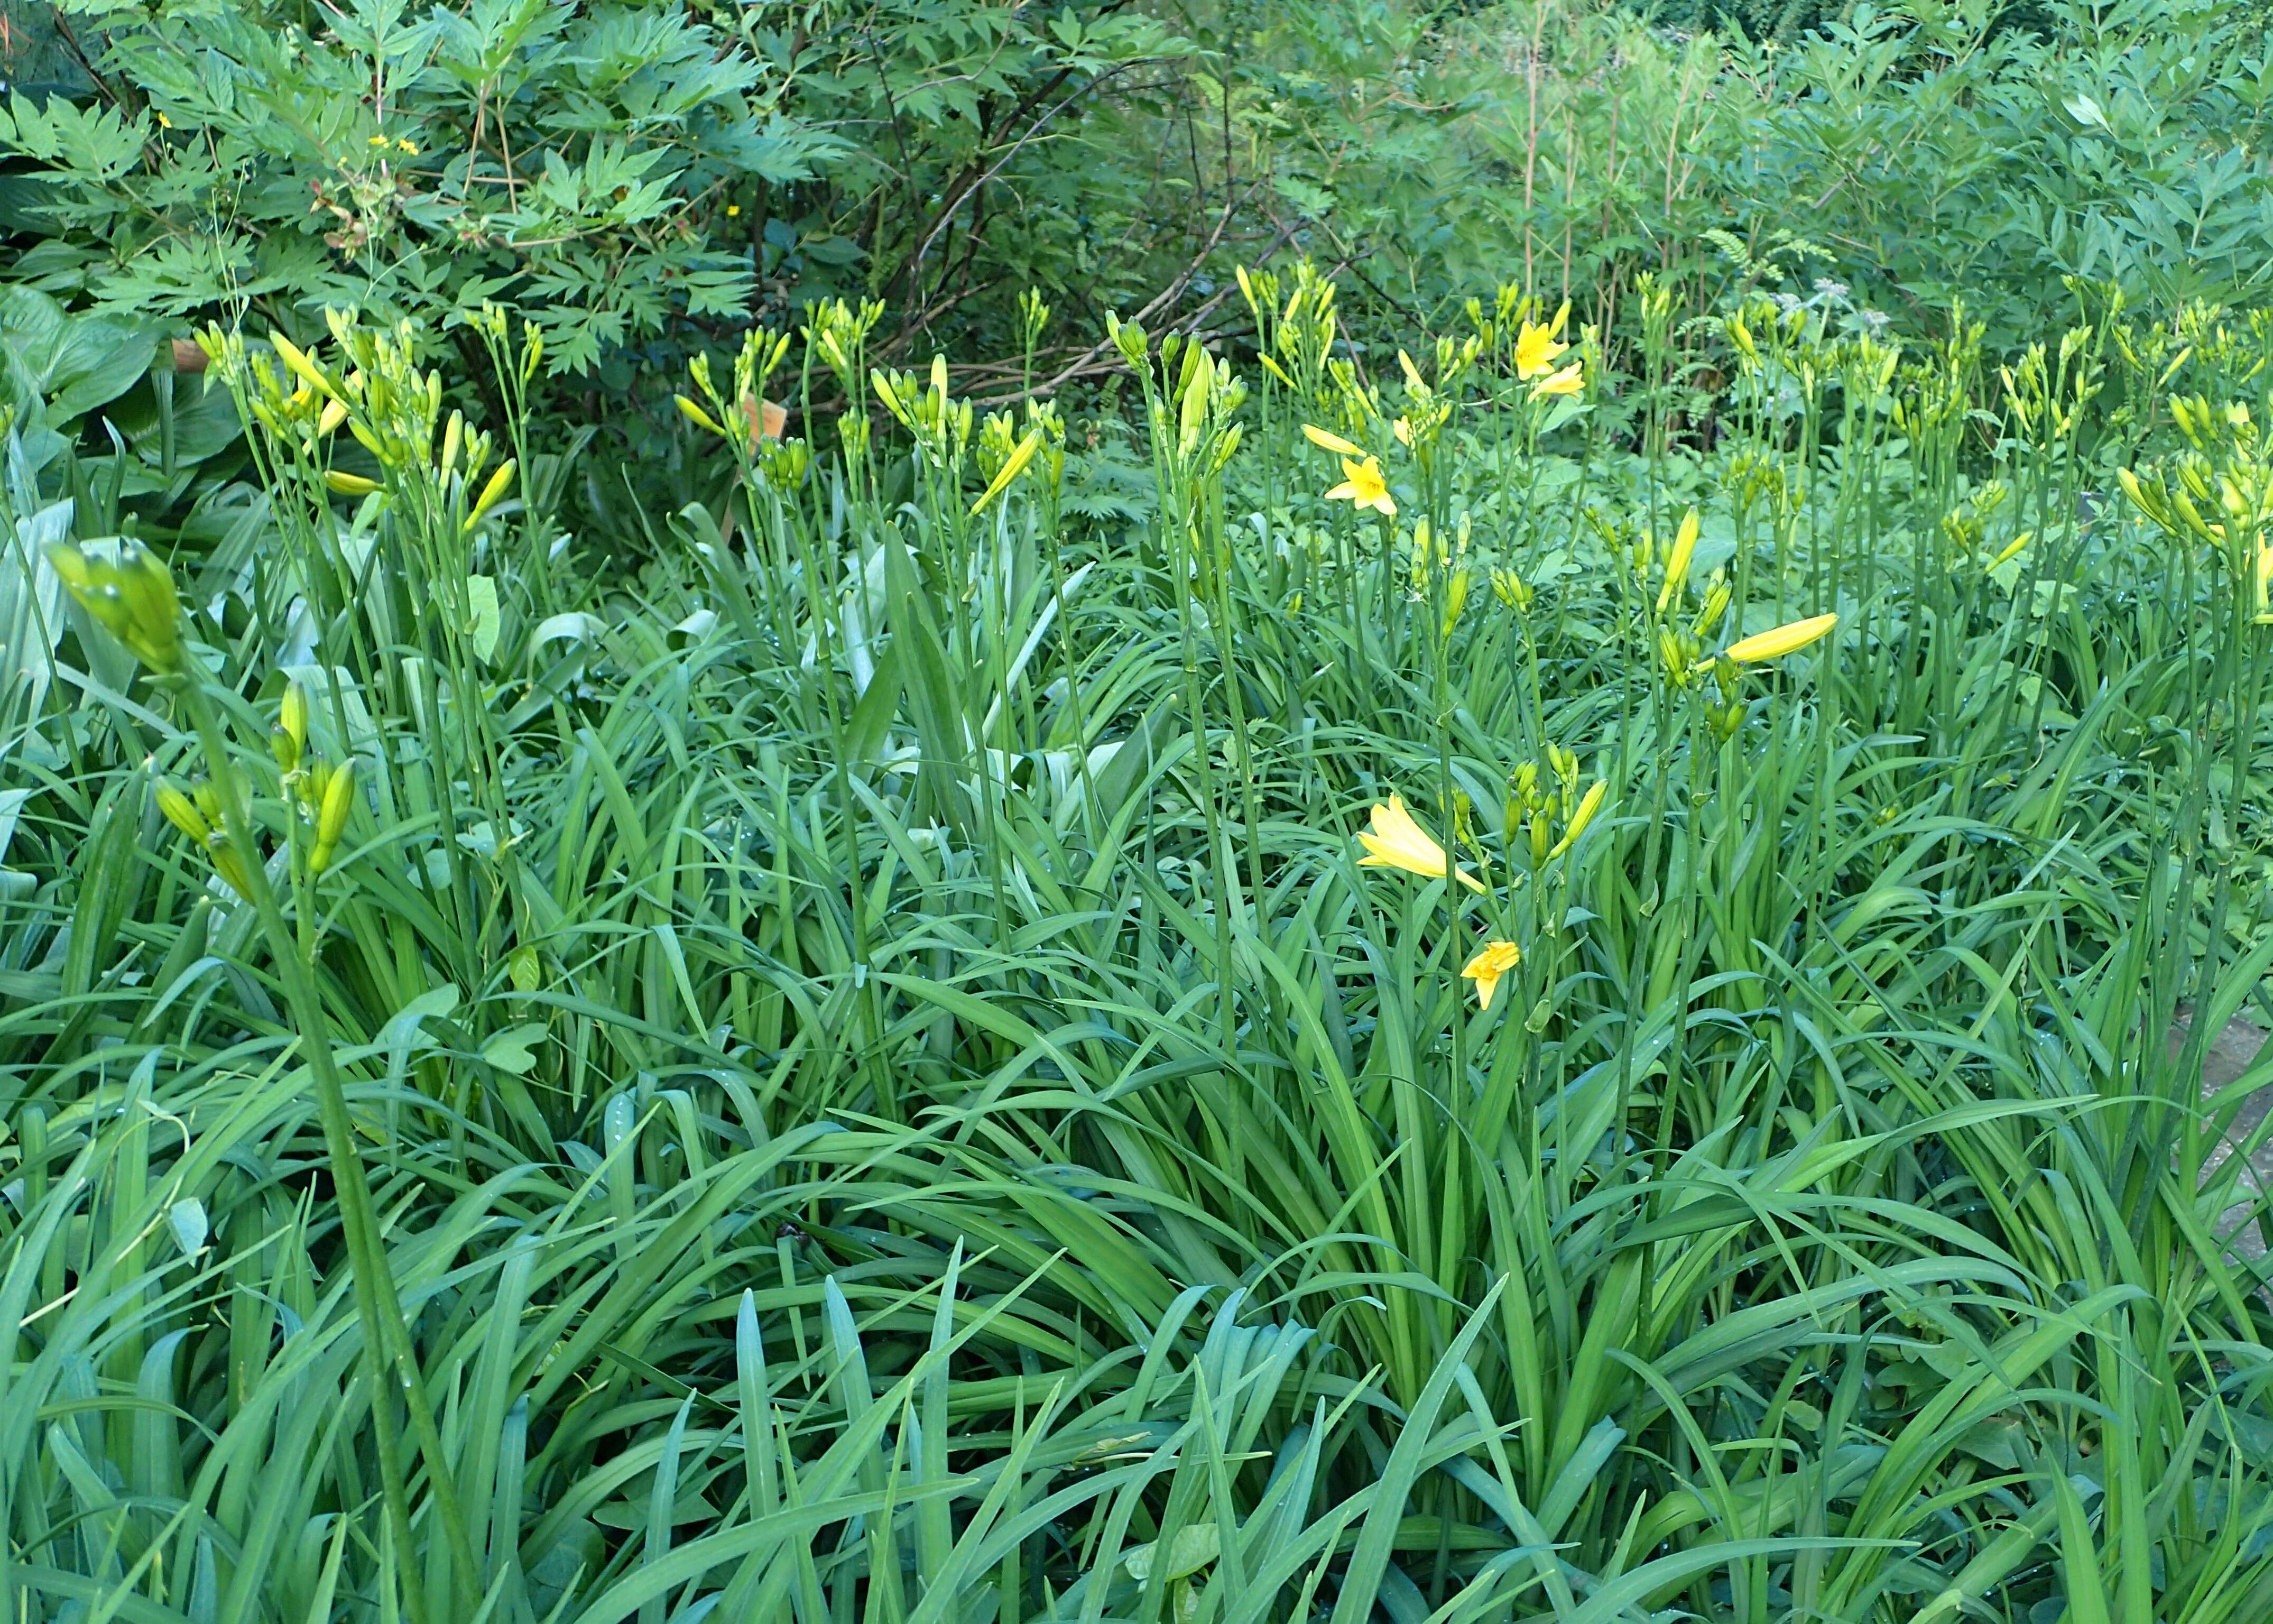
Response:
[155, 779, 211, 845]
[467, 458, 516, 528]
[310, 758, 356, 874]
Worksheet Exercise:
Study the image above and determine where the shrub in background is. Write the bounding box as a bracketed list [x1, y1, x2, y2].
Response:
[0, 0, 1195, 380]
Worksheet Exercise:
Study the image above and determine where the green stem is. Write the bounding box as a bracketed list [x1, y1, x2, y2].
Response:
[177, 677, 479, 1622]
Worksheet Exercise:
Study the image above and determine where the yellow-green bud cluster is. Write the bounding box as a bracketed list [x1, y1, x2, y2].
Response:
[48, 539, 183, 673]
[155, 777, 255, 898]
[1505, 749, 1607, 869]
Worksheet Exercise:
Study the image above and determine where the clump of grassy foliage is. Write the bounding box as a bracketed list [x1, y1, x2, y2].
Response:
[8, 269, 2273, 1624]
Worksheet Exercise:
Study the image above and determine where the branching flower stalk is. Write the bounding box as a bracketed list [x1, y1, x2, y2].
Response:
[46, 538, 479, 1624]
[689, 315, 895, 1112]
[1117, 316, 1262, 1054]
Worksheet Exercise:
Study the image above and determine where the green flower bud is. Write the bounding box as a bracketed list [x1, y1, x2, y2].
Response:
[274, 682, 309, 773]
[48, 539, 183, 673]
[155, 778, 212, 845]
[467, 458, 516, 529]
[310, 758, 356, 874]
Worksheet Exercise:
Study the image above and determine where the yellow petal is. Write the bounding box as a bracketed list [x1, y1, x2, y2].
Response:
[1529, 362, 1584, 399]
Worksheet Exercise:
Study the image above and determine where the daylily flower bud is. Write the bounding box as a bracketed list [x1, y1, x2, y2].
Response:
[676, 394, 726, 436]
[1107, 312, 1149, 367]
[1549, 781, 1606, 860]
[1442, 567, 1470, 636]
[155, 779, 212, 845]
[1724, 612, 1838, 664]
[48, 539, 183, 673]
[270, 332, 332, 398]
[208, 837, 255, 900]
[468, 459, 516, 527]
[2117, 467, 2167, 528]
[310, 759, 356, 874]
[274, 682, 309, 773]
[1657, 508, 1701, 613]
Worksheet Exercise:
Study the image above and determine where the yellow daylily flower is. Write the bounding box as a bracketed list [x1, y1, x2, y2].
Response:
[1461, 940, 1522, 1010]
[1302, 423, 1363, 457]
[1325, 455, 1397, 518]
[1514, 319, 1567, 381]
[1725, 611, 1838, 663]
[1356, 796, 1486, 892]
[1529, 361, 1584, 400]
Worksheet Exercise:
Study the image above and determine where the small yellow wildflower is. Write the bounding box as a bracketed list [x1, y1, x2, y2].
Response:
[398, 138, 418, 155]
[1325, 455, 1397, 518]
[368, 135, 389, 147]
[1461, 940, 1522, 1010]
[1725, 612, 1838, 663]
[1356, 796, 1486, 892]
[727, 204, 742, 217]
